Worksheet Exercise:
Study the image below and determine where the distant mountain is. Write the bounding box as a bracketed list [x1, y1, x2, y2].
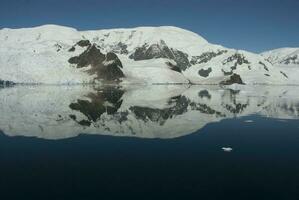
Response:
[261, 48, 299, 65]
[260, 48, 299, 84]
[0, 25, 297, 85]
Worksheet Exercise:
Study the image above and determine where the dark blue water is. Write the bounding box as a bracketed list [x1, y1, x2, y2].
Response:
[1, 115, 299, 200]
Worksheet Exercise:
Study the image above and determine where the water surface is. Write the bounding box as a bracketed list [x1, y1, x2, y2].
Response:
[0, 85, 299, 199]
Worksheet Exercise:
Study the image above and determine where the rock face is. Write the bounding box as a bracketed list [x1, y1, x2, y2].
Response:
[129, 40, 191, 71]
[198, 68, 212, 77]
[191, 50, 228, 65]
[76, 40, 91, 47]
[68, 43, 125, 82]
[282, 55, 299, 65]
[220, 74, 244, 85]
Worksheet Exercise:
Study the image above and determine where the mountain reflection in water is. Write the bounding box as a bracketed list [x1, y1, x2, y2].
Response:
[0, 85, 298, 140]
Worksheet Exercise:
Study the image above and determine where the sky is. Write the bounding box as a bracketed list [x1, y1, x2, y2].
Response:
[0, 0, 299, 53]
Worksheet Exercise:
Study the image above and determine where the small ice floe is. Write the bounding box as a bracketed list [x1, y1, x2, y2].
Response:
[222, 147, 233, 152]
[277, 119, 287, 122]
[244, 120, 253, 123]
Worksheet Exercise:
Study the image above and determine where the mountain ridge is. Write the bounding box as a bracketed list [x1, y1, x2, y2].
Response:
[261, 47, 299, 65]
[0, 24, 298, 85]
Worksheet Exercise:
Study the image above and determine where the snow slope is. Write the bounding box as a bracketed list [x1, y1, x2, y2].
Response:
[260, 48, 299, 85]
[261, 48, 299, 65]
[0, 24, 298, 85]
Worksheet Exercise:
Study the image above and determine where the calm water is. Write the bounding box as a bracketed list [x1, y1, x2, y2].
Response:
[0, 85, 299, 199]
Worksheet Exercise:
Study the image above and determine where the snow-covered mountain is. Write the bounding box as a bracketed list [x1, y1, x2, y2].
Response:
[261, 48, 299, 65]
[260, 48, 299, 85]
[0, 24, 297, 85]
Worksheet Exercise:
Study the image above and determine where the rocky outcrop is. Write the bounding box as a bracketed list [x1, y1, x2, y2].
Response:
[219, 53, 252, 76]
[280, 71, 288, 78]
[68, 40, 91, 52]
[198, 68, 212, 77]
[282, 55, 299, 65]
[222, 53, 250, 66]
[220, 73, 244, 85]
[76, 40, 91, 47]
[129, 40, 191, 71]
[68, 43, 125, 81]
[110, 42, 129, 54]
[259, 61, 269, 71]
[191, 50, 227, 65]
[166, 61, 182, 73]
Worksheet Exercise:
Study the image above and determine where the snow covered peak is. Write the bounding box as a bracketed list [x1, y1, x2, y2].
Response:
[0, 24, 80, 44]
[261, 48, 299, 65]
[0, 24, 209, 53]
[81, 25, 209, 55]
[0, 24, 298, 85]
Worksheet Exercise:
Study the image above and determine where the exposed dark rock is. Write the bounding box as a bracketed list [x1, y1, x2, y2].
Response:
[68, 46, 75, 52]
[259, 61, 269, 71]
[223, 53, 250, 65]
[111, 42, 129, 54]
[231, 65, 237, 71]
[264, 74, 270, 77]
[78, 120, 91, 126]
[76, 40, 91, 47]
[198, 90, 211, 99]
[68, 56, 80, 64]
[171, 50, 190, 71]
[129, 40, 191, 71]
[221, 53, 250, 76]
[281, 55, 299, 65]
[191, 50, 227, 65]
[69, 114, 77, 120]
[68, 44, 125, 81]
[166, 61, 182, 73]
[129, 43, 148, 59]
[54, 43, 62, 52]
[220, 73, 244, 85]
[221, 69, 233, 76]
[280, 71, 288, 78]
[198, 67, 212, 77]
[106, 52, 123, 68]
